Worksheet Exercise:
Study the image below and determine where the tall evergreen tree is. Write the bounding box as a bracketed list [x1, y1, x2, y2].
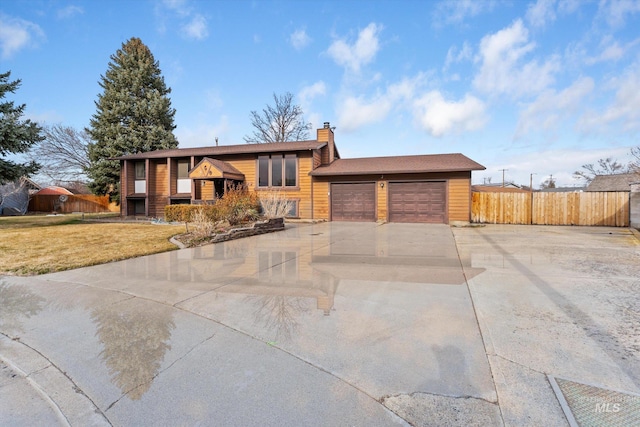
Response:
[86, 37, 178, 201]
[0, 71, 42, 184]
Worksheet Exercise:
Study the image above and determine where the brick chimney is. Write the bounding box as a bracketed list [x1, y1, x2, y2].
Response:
[317, 121, 336, 165]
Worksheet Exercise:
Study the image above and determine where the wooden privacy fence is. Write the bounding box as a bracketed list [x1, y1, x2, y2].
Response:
[472, 191, 629, 227]
[29, 194, 116, 213]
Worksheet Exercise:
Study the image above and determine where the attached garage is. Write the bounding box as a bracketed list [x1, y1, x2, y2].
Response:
[311, 153, 485, 224]
[331, 182, 376, 221]
[389, 181, 446, 223]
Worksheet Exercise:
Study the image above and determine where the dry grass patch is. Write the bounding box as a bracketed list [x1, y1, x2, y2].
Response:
[0, 215, 184, 275]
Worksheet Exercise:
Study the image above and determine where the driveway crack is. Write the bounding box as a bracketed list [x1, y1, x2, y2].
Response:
[105, 332, 217, 411]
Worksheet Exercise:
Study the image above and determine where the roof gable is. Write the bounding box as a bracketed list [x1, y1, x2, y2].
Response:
[189, 158, 245, 180]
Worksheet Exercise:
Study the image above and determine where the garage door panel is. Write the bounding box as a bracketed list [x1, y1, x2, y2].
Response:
[331, 183, 376, 221]
[389, 181, 446, 223]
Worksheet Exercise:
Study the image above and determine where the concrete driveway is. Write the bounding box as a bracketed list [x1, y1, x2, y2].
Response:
[1, 222, 639, 426]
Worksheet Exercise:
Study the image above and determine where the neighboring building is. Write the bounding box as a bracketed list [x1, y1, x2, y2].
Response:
[0, 177, 40, 216]
[586, 173, 639, 192]
[35, 186, 74, 196]
[472, 185, 531, 193]
[116, 123, 485, 223]
[539, 187, 585, 192]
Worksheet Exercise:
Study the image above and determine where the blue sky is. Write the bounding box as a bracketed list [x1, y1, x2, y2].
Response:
[2, 0, 639, 187]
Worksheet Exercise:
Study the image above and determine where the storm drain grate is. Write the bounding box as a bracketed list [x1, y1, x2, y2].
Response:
[549, 376, 640, 427]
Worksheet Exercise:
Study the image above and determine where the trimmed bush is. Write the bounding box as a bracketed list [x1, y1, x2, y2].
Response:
[164, 186, 260, 226]
[165, 204, 221, 222]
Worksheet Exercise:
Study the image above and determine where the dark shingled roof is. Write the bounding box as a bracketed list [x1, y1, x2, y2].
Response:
[115, 140, 327, 160]
[586, 173, 639, 192]
[310, 153, 485, 176]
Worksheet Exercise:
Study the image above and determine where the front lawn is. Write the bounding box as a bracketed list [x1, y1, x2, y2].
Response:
[0, 214, 185, 275]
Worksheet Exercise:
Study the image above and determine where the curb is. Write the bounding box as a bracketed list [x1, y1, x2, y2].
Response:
[0, 335, 110, 426]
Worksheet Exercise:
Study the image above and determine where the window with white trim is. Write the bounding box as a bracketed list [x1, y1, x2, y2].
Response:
[134, 161, 146, 193]
[177, 159, 191, 193]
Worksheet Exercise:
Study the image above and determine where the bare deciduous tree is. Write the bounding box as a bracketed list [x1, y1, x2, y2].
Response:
[573, 157, 628, 184]
[631, 147, 640, 174]
[540, 176, 556, 189]
[30, 124, 91, 184]
[243, 92, 312, 144]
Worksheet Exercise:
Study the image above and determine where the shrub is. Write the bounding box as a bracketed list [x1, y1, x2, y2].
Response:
[259, 191, 294, 218]
[191, 207, 217, 239]
[217, 185, 260, 226]
[164, 185, 260, 226]
[165, 204, 222, 222]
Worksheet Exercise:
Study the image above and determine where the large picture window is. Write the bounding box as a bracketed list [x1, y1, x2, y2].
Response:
[257, 154, 297, 188]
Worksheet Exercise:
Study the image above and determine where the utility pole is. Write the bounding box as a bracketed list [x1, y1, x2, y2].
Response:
[530, 173, 536, 192]
[499, 169, 508, 187]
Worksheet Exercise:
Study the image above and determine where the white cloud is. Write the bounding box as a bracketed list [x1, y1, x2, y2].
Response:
[57, 5, 84, 20]
[526, 0, 557, 27]
[433, 0, 496, 26]
[443, 41, 472, 71]
[412, 92, 487, 137]
[473, 19, 560, 98]
[157, 0, 208, 40]
[0, 14, 45, 59]
[337, 94, 393, 131]
[579, 63, 640, 133]
[327, 23, 383, 72]
[584, 36, 639, 64]
[516, 76, 594, 137]
[336, 75, 424, 132]
[163, 0, 190, 16]
[290, 28, 311, 50]
[598, 0, 640, 27]
[183, 14, 208, 40]
[299, 81, 326, 106]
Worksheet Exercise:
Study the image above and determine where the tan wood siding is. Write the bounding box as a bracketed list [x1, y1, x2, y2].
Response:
[148, 195, 168, 217]
[296, 154, 313, 218]
[125, 161, 135, 195]
[313, 149, 322, 168]
[169, 159, 176, 195]
[448, 174, 472, 222]
[312, 180, 330, 220]
[151, 161, 168, 196]
[222, 155, 256, 187]
[377, 182, 387, 221]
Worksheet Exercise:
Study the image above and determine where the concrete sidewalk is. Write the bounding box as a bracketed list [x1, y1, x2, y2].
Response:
[453, 225, 640, 426]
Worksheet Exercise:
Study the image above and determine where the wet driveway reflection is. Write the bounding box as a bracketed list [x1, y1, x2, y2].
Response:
[1, 222, 495, 419]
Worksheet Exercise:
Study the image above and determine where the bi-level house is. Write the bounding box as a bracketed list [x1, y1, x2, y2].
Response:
[116, 122, 485, 223]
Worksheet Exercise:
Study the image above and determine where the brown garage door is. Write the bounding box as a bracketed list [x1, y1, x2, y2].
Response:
[331, 183, 376, 221]
[389, 181, 446, 223]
